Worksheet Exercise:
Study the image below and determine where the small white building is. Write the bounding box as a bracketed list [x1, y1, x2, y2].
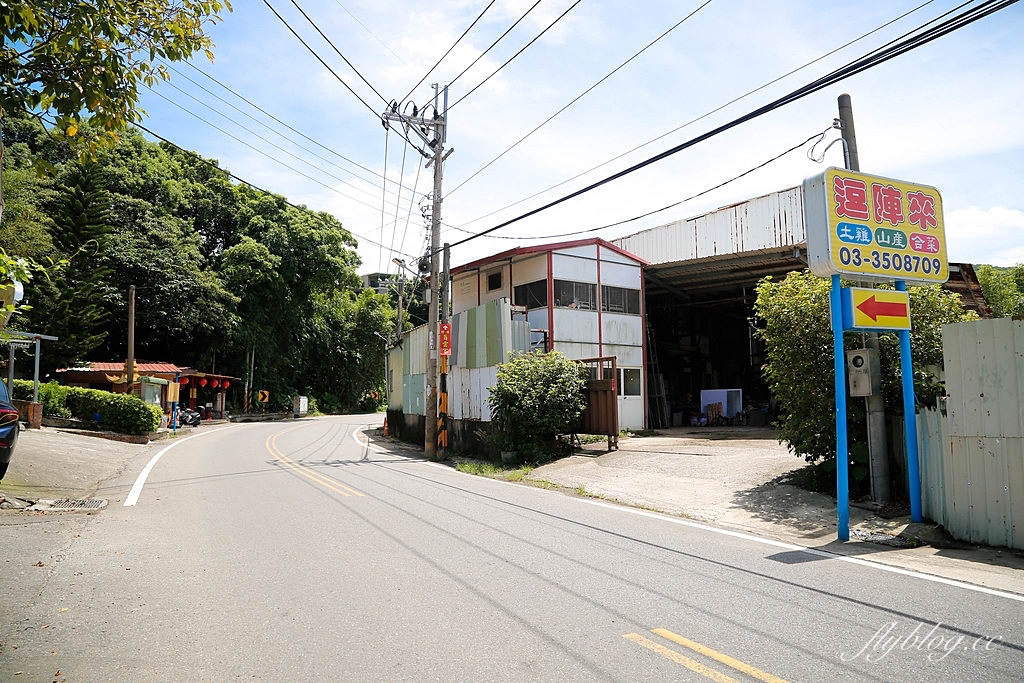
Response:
[450, 238, 648, 429]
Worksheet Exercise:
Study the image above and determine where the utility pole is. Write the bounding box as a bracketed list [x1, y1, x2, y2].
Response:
[438, 242, 451, 459]
[838, 93, 890, 506]
[382, 84, 451, 460]
[126, 285, 136, 396]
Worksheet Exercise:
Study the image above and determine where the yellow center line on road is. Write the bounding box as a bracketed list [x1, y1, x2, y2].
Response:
[624, 633, 739, 682]
[647, 628, 790, 683]
[266, 427, 365, 497]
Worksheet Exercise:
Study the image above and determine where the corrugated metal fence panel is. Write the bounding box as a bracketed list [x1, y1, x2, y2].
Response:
[613, 187, 805, 265]
[916, 406, 947, 526]
[944, 318, 1024, 438]
[403, 373, 425, 416]
[938, 318, 1024, 549]
[404, 325, 429, 376]
[449, 366, 497, 421]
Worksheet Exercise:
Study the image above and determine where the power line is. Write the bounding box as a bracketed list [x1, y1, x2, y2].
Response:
[329, 0, 418, 77]
[448, 0, 936, 229]
[177, 61, 387, 183]
[261, 0, 382, 117]
[151, 80, 389, 205]
[448, 0, 545, 88]
[401, 0, 498, 103]
[287, 0, 388, 105]
[447, 0, 1016, 251]
[448, 0, 715, 196]
[450, 0, 585, 109]
[132, 122, 407, 257]
[145, 86, 385, 213]
[451, 126, 834, 242]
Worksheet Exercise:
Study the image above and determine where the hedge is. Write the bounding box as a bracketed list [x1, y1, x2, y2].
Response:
[13, 380, 162, 435]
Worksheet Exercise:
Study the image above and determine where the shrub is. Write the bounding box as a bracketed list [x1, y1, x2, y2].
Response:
[487, 351, 588, 458]
[12, 380, 160, 434]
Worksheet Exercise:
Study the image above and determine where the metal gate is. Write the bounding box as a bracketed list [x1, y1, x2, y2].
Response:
[577, 356, 619, 451]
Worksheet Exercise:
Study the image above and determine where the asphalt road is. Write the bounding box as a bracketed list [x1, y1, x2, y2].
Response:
[2, 416, 1022, 681]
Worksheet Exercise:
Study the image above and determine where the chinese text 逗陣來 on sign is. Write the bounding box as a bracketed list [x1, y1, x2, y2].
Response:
[803, 167, 949, 284]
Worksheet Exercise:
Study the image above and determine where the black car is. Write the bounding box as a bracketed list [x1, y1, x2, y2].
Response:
[0, 380, 20, 480]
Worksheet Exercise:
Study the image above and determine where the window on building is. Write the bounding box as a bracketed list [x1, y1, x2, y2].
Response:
[621, 368, 641, 396]
[487, 271, 503, 291]
[601, 285, 641, 315]
[553, 280, 596, 310]
[513, 279, 548, 309]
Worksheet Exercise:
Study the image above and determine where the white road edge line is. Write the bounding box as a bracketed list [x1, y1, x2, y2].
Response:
[124, 425, 237, 507]
[360, 430, 1023, 602]
[354, 425, 388, 453]
[576, 497, 1024, 603]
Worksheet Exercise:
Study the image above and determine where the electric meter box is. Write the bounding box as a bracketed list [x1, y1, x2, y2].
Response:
[846, 348, 880, 397]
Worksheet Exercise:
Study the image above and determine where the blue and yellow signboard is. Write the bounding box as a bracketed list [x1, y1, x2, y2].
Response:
[841, 287, 911, 331]
[804, 168, 948, 284]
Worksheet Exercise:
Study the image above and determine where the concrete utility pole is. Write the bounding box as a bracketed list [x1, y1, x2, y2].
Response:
[126, 285, 136, 396]
[838, 93, 890, 506]
[382, 84, 451, 460]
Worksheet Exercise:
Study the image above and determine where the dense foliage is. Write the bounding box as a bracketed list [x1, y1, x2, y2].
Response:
[2, 113, 393, 413]
[487, 351, 588, 458]
[752, 270, 976, 464]
[977, 263, 1024, 318]
[13, 379, 161, 435]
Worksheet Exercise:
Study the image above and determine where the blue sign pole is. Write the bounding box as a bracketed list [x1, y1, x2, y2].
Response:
[895, 280, 923, 522]
[830, 274, 850, 541]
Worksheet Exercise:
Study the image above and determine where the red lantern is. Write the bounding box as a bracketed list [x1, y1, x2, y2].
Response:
[179, 377, 189, 385]
[211, 379, 220, 388]
[199, 378, 208, 387]
[222, 381, 231, 389]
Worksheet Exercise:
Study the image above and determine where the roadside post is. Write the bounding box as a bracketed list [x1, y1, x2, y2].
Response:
[804, 166, 948, 540]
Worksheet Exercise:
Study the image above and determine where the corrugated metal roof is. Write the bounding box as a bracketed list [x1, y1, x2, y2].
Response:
[62, 362, 183, 373]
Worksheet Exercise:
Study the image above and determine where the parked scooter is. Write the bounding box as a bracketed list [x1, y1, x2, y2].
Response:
[177, 407, 203, 427]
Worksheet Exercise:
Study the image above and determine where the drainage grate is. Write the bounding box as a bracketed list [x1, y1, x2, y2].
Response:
[47, 499, 107, 511]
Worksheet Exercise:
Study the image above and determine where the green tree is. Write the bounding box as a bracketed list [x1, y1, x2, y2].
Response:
[1, 0, 230, 311]
[977, 264, 1024, 318]
[24, 162, 113, 372]
[752, 270, 976, 464]
[487, 351, 588, 458]
[1, 0, 230, 146]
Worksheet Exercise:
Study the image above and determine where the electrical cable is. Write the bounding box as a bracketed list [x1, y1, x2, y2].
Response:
[330, 0, 418, 77]
[261, 0, 381, 117]
[151, 80, 390, 204]
[401, 0, 498, 104]
[449, 0, 936, 226]
[288, 0, 389, 105]
[178, 61, 387, 183]
[449, 0, 585, 109]
[448, 0, 715, 195]
[132, 122, 406, 256]
[145, 86, 384, 212]
[450, 126, 834, 241]
[445, 0, 1016, 251]
[448, 0, 545, 88]
[386, 134, 411, 269]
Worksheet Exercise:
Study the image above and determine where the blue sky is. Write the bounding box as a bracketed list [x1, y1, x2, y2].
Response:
[135, 0, 1024, 276]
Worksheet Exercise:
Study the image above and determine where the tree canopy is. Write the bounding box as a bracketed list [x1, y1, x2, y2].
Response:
[752, 270, 976, 464]
[1, 0, 230, 146]
[2, 112, 393, 413]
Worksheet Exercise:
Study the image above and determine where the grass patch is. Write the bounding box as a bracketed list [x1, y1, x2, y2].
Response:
[455, 459, 534, 482]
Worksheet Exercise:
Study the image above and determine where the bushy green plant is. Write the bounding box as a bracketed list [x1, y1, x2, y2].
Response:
[752, 270, 976, 463]
[13, 380, 161, 434]
[487, 351, 588, 457]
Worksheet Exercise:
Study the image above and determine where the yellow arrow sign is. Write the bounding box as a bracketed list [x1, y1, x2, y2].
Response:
[258, 390, 270, 403]
[845, 287, 911, 330]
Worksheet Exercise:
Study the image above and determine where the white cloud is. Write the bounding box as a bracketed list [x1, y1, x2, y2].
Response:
[946, 206, 1024, 267]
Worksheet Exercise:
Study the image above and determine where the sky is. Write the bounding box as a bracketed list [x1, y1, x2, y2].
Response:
[134, 0, 1024, 277]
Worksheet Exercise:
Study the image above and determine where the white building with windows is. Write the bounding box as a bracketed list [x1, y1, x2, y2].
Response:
[450, 238, 648, 429]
